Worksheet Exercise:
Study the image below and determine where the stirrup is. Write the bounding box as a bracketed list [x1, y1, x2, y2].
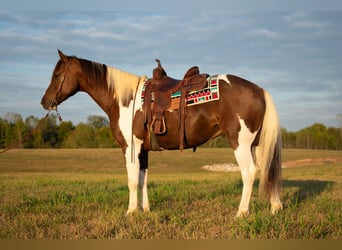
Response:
[150, 116, 166, 134]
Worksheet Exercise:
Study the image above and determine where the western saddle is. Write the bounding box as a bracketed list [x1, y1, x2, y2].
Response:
[143, 59, 208, 151]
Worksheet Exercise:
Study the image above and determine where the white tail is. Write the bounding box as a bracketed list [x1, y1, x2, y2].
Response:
[255, 90, 282, 198]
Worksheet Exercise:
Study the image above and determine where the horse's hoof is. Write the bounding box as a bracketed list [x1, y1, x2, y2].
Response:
[142, 207, 150, 213]
[126, 208, 138, 216]
[271, 202, 283, 214]
[235, 209, 249, 218]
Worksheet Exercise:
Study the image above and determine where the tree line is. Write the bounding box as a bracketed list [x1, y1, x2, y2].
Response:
[1, 112, 341, 150]
[281, 124, 342, 150]
[0, 112, 117, 149]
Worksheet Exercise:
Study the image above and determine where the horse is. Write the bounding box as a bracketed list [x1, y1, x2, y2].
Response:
[41, 50, 282, 217]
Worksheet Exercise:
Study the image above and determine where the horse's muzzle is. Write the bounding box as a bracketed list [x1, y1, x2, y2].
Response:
[41, 97, 57, 110]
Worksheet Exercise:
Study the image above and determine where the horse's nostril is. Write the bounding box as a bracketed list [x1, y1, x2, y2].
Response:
[40, 98, 46, 107]
[40, 97, 52, 110]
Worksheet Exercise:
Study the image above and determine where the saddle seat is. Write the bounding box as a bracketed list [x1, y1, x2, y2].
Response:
[143, 59, 208, 151]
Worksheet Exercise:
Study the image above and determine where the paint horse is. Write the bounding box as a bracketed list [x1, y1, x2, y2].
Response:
[41, 50, 282, 217]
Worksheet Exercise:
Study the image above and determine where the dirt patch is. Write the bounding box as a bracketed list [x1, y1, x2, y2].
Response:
[202, 163, 240, 172]
[282, 158, 337, 168]
[202, 158, 339, 172]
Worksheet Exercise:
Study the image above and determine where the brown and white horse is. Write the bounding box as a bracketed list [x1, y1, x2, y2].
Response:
[41, 50, 282, 217]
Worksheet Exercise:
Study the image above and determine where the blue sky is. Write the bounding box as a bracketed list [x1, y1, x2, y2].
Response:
[1, 2, 342, 131]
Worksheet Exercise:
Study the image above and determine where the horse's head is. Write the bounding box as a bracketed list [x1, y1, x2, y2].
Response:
[41, 49, 80, 110]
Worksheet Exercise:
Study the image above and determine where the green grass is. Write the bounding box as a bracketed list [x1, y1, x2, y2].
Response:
[0, 148, 341, 239]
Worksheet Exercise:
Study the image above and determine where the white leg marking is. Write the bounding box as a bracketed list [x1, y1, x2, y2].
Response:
[126, 168, 139, 214]
[118, 94, 147, 214]
[124, 137, 142, 215]
[234, 118, 258, 217]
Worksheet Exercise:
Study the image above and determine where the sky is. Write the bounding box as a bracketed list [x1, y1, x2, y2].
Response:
[1, 1, 342, 131]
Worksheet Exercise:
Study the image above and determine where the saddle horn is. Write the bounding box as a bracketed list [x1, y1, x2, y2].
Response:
[153, 59, 167, 80]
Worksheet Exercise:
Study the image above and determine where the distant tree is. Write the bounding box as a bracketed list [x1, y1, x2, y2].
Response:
[41, 114, 59, 148]
[62, 123, 95, 148]
[0, 112, 26, 148]
[281, 128, 296, 148]
[87, 115, 117, 147]
[56, 121, 74, 147]
[25, 115, 39, 129]
[87, 115, 109, 129]
[23, 115, 39, 148]
[338, 114, 342, 139]
[94, 126, 118, 148]
[327, 127, 342, 150]
[4, 112, 22, 124]
[295, 123, 342, 150]
[0, 118, 10, 148]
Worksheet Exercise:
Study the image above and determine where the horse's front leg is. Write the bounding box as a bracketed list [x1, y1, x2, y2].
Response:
[125, 143, 150, 215]
[124, 138, 142, 214]
[126, 159, 140, 215]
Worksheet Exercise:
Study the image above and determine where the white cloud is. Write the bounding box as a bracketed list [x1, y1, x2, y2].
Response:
[285, 11, 330, 29]
[247, 28, 281, 39]
[284, 11, 308, 22]
[294, 20, 328, 29]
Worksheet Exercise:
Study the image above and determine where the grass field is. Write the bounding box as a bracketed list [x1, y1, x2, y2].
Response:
[0, 148, 341, 239]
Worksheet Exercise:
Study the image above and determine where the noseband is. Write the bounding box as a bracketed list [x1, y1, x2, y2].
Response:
[49, 56, 75, 121]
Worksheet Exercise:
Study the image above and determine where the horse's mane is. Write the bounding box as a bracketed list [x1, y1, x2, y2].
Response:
[77, 57, 145, 107]
[106, 66, 144, 106]
[77, 57, 108, 91]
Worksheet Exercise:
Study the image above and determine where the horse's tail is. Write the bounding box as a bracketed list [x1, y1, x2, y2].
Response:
[256, 90, 282, 198]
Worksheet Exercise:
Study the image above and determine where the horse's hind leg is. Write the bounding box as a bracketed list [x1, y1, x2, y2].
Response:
[232, 119, 258, 217]
[234, 145, 257, 217]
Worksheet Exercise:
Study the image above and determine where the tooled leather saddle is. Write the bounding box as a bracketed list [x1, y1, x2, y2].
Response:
[143, 59, 208, 151]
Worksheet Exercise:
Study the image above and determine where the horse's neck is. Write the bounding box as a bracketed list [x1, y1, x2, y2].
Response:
[82, 86, 115, 118]
[79, 64, 144, 120]
[78, 65, 115, 116]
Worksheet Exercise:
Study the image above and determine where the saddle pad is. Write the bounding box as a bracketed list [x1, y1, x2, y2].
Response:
[141, 75, 220, 108]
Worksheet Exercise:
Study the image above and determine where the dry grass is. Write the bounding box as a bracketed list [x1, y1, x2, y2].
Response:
[0, 148, 341, 239]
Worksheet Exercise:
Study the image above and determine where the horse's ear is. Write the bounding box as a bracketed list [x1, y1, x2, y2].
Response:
[57, 49, 67, 61]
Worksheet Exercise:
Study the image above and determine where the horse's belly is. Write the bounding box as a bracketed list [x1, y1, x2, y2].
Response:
[157, 107, 222, 149]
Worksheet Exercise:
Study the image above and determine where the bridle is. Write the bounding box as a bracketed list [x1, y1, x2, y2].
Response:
[48, 56, 75, 121]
